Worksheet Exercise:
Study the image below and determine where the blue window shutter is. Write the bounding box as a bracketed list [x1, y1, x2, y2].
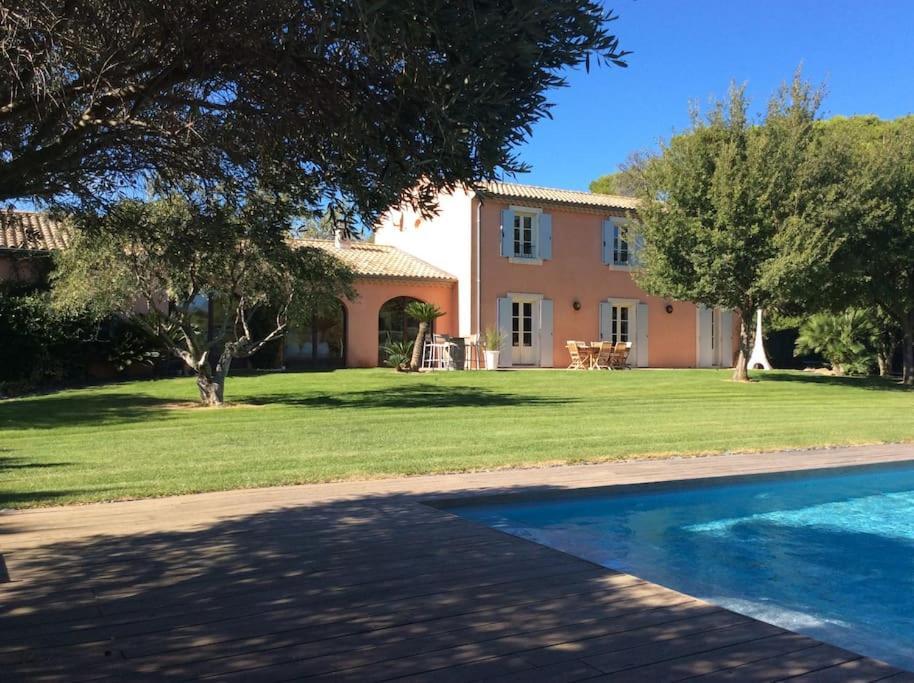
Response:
[538, 214, 552, 260]
[599, 301, 611, 340]
[539, 299, 554, 367]
[720, 310, 733, 367]
[496, 297, 512, 366]
[500, 209, 514, 257]
[601, 220, 613, 265]
[636, 303, 649, 367]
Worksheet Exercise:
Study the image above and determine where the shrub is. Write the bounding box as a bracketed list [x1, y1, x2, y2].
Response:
[382, 339, 414, 372]
[794, 309, 877, 375]
[0, 285, 162, 394]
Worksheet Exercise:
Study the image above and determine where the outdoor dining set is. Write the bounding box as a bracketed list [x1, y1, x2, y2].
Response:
[417, 335, 632, 370]
[566, 340, 631, 370]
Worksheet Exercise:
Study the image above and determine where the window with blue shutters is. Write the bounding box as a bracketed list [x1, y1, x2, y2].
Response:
[513, 212, 537, 258]
[603, 217, 642, 267]
[501, 207, 552, 262]
[613, 223, 630, 265]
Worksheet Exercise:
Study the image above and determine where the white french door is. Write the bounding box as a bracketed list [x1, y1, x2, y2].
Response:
[511, 298, 537, 365]
[608, 304, 632, 345]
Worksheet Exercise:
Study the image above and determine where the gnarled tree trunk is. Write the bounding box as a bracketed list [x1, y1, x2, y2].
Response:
[195, 349, 234, 406]
[732, 309, 752, 382]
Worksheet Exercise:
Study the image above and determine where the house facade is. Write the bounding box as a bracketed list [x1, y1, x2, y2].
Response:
[373, 181, 737, 369]
[2, 183, 737, 371]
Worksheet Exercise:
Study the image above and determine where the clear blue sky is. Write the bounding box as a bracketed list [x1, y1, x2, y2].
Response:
[514, 0, 914, 192]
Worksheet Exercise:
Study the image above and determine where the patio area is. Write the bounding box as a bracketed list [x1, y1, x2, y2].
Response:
[3, 445, 913, 681]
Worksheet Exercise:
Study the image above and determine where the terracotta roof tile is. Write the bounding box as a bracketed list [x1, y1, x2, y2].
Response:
[0, 210, 71, 251]
[297, 238, 456, 282]
[477, 181, 639, 211]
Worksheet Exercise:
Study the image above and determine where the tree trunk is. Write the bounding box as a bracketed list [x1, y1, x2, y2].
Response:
[196, 354, 233, 406]
[877, 349, 891, 378]
[732, 310, 752, 382]
[903, 311, 914, 386]
[409, 321, 429, 372]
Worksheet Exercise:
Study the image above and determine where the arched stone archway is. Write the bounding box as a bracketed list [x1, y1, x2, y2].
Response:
[377, 296, 430, 365]
[284, 300, 347, 368]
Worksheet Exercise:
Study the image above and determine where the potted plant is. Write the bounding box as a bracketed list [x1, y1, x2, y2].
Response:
[483, 327, 505, 370]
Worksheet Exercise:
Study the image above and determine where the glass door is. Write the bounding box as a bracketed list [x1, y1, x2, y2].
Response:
[511, 299, 537, 365]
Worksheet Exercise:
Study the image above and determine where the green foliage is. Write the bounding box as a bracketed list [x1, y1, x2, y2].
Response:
[105, 320, 168, 372]
[590, 173, 624, 195]
[794, 309, 877, 376]
[483, 327, 506, 350]
[589, 152, 651, 197]
[404, 301, 444, 324]
[2, 1, 627, 231]
[817, 115, 914, 382]
[51, 190, 356, 403]
[0, 287, 94, 391]
[381, 339, 414, 372]
[633, 72, 846, 379]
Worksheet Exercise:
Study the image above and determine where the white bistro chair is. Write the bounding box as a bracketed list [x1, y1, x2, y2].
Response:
[422, 334, 458, 370]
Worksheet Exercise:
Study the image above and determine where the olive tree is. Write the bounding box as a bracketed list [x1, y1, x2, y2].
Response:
[634, 74, 847, 381]
[820, 116, 914, 383]
[2, 1, 627, 227]
[52, 192, 355, 405]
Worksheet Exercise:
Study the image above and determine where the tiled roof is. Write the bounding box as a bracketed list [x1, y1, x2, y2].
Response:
[476, 180, 639, 211]
[0, 210, 71, 251]
[297, 238, 456, 282]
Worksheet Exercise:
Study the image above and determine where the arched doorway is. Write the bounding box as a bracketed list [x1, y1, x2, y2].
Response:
[377, 296, 429, 364]
[284, 300, 347, 368]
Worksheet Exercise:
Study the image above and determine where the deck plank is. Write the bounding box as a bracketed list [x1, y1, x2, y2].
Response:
[1, 445, 911, 681]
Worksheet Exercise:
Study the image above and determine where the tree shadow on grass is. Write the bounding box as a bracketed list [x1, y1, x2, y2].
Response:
[0, 457, 70, 472]
[0, 393, 178, 431]
[756, 372, 914, 393]
[246, 383, 576, 410]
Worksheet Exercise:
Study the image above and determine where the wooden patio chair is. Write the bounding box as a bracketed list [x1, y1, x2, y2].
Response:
[576, 341, 595, 369]
[592, 340, 614, 370]
[611, 342, 630, 369]
[566, 341, 586, 370]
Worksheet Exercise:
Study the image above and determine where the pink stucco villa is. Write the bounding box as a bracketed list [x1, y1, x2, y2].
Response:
[355, 181, 737, 369]
[2, 184, 737, 371]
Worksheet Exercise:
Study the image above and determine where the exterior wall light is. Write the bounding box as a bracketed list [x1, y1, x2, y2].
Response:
[665, 303, 674, 314]
[572, 300, 582, 311]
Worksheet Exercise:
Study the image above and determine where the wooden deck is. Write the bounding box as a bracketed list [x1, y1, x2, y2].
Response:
[3, 445, 914, 681]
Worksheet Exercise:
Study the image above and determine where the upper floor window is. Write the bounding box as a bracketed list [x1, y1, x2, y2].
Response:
[602, 217, 641, 268]
[513, 212, 537, 258]
[612, 223, 630, 265]
[501, 207, 552, 262]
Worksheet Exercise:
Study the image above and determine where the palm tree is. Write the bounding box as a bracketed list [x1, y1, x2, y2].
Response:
[404, 301, 444, 371]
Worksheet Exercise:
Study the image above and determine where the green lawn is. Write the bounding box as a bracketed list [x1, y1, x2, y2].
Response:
[1, 368, 912, 509]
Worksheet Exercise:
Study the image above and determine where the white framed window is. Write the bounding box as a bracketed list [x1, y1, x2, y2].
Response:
[513, 212, 537, 258]
[610, 304, 632, 344]
[613, 223, 630, 266]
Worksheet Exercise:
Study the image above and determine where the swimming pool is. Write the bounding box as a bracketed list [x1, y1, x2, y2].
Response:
[453, 462, 914, 671]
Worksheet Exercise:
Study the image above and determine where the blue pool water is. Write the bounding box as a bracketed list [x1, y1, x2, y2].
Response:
[454, 463, 914, 670]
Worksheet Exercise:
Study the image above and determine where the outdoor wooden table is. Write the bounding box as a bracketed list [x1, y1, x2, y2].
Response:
[589, 342, 608, 369]
[574, 343, 600, 369]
